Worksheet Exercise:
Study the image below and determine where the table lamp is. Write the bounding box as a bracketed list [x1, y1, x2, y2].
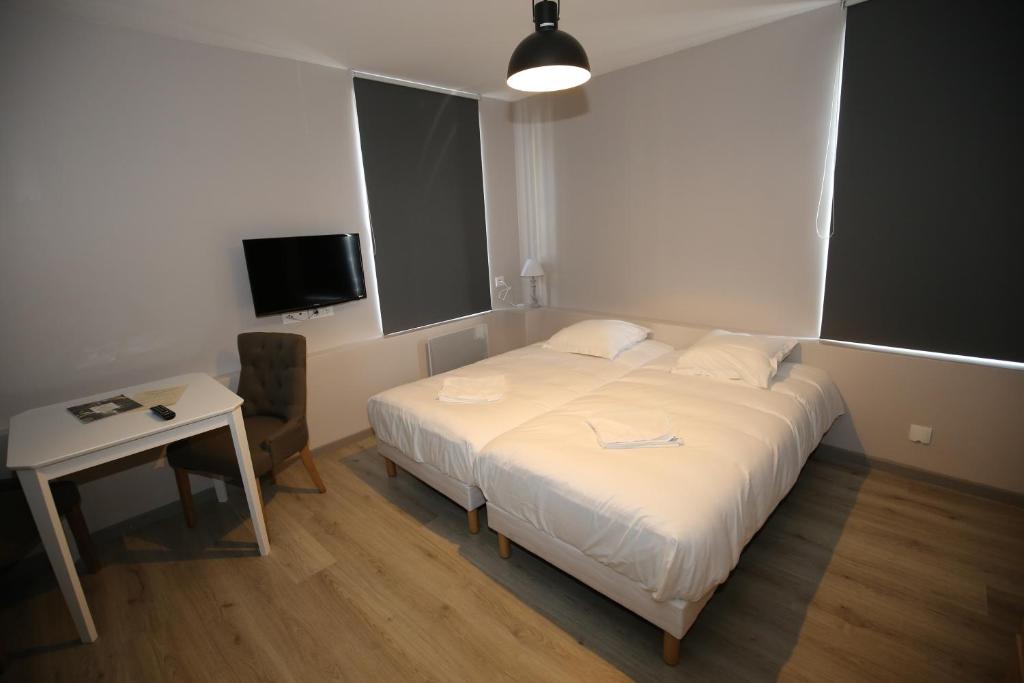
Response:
[520, 258, 545, 308]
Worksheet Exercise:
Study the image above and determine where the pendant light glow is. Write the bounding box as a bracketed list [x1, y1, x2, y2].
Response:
[507, 65, 590, 92]
[507, 0, 590, 93]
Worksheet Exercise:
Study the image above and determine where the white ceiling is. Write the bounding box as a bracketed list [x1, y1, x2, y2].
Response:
[27, 0, 837, 99]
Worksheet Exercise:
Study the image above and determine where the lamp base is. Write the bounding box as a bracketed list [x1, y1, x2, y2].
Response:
[527, 276, 541, 308]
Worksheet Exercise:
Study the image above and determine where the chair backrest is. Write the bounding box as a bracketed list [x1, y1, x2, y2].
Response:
[236, 332, 307, 422]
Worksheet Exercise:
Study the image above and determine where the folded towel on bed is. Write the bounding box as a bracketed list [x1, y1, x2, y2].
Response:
[586, 410, 681, 449]
[438, 375, 507, 403]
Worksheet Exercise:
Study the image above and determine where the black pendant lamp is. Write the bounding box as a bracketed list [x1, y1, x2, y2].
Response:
[507, 0, 591, 93]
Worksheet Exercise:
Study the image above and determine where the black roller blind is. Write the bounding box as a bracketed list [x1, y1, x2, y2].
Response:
[821, 0, 1024, 362]
[353, 77, 490, 334]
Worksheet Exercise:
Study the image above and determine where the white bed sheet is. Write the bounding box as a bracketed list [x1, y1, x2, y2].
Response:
[474, 361, 844, 603]
[367, 340, 673, 487]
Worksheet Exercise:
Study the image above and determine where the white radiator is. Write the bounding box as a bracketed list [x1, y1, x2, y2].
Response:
[426, 324, 489, 376]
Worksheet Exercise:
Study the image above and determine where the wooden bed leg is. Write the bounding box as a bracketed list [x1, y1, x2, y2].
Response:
[497, 533, 511, 559]
[467, 509, 480, 534]
[384, 458, 397, 478]
[662, 631, 681, 666]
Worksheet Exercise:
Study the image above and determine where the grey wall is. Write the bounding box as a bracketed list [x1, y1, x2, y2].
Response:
[512, 6, 844, 337]
[0, 6, 520, 429]
[0, 6, 522, 528]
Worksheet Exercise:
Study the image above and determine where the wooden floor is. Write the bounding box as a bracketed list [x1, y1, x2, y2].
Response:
[2, 437, 1022, 682]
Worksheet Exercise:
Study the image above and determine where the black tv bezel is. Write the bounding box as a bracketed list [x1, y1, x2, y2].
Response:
[242, 233, 368, 318]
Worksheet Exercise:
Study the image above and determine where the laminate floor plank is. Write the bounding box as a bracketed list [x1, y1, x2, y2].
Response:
[2, 442, 1020, 682]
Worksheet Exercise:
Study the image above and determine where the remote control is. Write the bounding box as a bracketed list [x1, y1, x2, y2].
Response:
[150, 404, 176, 420]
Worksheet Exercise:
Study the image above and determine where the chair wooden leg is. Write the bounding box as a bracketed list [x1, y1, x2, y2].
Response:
[173, 468, 196, 528]
[300, 446, 327, 493]
[467, 508, 480, 534]
[662, 631, 681, 666]
[497, 533, 511, 559]
[384, 457, 397, 478]
[65, 502, 100, 574]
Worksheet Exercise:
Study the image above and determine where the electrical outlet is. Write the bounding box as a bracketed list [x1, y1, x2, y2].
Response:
[283, 306, 334, 324]
[494, 276, 507, 288]
[908, 424, 933, 445]
[309, 306, 334, 319]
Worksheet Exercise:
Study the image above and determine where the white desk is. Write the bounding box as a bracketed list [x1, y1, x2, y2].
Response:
[6, 373, 270, 643]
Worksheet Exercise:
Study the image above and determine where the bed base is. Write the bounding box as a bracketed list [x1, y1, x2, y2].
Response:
[487, 503, 713, 666]
[377, 441, 484, 533]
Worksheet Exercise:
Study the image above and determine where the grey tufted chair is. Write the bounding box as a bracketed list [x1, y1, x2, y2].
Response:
[167, 332, 325, 528]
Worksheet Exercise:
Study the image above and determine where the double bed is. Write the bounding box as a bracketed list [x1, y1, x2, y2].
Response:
[367, 339, 672, 531]
[366, 323, 844, 664]
[475, 354, 844, 662]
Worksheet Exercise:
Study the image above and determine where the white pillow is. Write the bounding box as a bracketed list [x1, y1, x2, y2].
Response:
[674, 330, 796, 389]
[543, 320, 651, 360]
[614, 339, 675, 368]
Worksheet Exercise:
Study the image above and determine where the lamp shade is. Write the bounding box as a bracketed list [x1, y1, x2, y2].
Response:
[507, 0, 591, 93]
[520, 258, 545, 278]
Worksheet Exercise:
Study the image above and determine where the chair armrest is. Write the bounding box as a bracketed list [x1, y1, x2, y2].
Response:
[261, 418, 309, 463]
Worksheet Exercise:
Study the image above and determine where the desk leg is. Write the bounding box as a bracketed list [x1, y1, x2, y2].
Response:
[17, 469, 98, 643]
[228, 407, 269, 556]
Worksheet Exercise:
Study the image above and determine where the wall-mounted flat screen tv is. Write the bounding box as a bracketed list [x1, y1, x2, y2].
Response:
[243, 234, 367, 317]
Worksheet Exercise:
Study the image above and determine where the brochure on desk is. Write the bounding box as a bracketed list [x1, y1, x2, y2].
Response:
[67, 395, 143, 423]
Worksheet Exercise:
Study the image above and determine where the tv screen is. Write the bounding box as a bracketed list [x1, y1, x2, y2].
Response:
[243, 234, 367, 317]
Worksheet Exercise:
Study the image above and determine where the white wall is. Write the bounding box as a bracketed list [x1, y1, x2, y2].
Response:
[480, 98, 526, 307]
[510, 6, 1024, 495]
[0, 6, 379, 423]
[0, 6, 522, 529]
[513, 6, 844, 337]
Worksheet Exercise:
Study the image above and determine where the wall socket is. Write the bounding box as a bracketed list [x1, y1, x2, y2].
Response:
[908, 424, 933, 445]
[309, 305, 334, 319]
[282, 306, 334, 325]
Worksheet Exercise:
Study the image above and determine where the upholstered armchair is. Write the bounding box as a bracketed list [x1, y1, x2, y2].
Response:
[167, 332, 325, 527]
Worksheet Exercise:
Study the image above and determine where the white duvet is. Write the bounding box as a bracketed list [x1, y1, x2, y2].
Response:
[367, 340, 673, 486]
[474, 361, 845, 603]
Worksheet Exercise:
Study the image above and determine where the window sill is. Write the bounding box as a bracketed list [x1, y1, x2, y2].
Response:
[818, 338, 1024, 372]
[382, 309, 493, 339]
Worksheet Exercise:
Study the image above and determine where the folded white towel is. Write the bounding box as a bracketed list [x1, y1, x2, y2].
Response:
[586, 410, 681, 449]
[438, 374, 506, 404]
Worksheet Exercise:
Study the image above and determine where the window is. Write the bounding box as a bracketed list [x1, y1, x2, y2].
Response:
[353, 77, 491, 334]
[821, 0, 1023, 363]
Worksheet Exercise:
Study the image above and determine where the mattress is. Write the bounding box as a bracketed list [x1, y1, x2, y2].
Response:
[367, 340, 673, 487]
[474, 359, 845, 603]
